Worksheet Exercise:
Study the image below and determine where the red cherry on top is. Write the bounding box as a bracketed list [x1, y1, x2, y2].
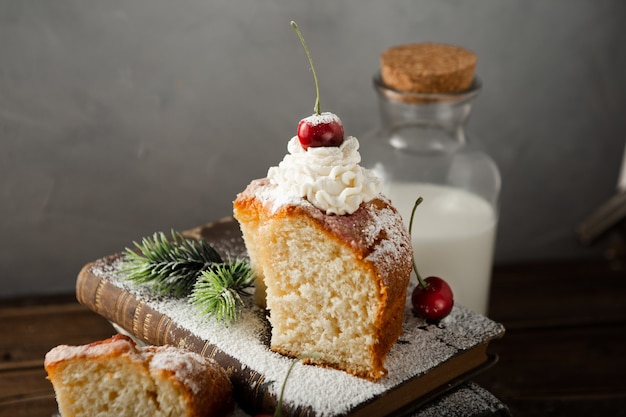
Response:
[411, 276, 454, 321]
[297, 112, 344, 150]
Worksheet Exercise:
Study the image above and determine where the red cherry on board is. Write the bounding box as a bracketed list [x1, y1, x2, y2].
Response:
[411, 276, 454, 321]
[297, 113, 344, 150]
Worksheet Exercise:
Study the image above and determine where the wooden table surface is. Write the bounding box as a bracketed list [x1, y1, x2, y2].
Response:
[1, 258, 625, 417]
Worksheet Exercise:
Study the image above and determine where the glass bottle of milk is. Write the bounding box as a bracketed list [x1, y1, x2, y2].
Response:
[361, 65, 500, 316]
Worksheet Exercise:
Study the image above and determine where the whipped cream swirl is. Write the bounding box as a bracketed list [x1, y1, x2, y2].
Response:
[267, 136, 382, 215]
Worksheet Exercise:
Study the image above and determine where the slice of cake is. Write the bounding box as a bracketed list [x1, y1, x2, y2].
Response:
[44, 334, 233, 417]
[234, 22, 412, 381]
[234, 113, 412, 381]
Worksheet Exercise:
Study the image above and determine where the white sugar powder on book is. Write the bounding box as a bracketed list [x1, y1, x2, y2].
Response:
[92, 259, 503, 417]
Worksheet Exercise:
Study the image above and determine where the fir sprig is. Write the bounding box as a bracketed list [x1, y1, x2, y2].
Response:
[191, 261, 255, 323]
[122, 230, 255, 323]
[122, 230, 223, 297]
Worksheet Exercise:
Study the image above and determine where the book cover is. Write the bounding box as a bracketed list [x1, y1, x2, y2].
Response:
[76, 217, 505, 417]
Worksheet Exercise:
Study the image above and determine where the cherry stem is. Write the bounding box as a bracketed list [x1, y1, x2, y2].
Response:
[291, 21, 321, 115]
[409, 197, 428, 289]
[274, 353, 320, 417]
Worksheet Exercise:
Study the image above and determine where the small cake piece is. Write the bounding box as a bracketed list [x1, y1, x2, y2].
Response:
[44, 334, 233, 417]
[380, 43, 477, 95]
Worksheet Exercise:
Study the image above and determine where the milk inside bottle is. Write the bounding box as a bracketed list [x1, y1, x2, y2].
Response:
[385, 182, 497, 314]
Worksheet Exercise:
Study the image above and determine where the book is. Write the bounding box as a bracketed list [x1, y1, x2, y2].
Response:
[76, 217, 506, 417]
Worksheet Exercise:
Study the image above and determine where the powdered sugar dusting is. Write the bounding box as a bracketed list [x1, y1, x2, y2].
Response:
[363, 203, 411, 267]
[90, 258, 504, 417]
[300, 112, 342, 126]
[44, 333, 136, 366]
[251, 179, 304, 215]
[240, 179, 413, 276]
[150, 346, 211, 395]
[411, 381, 510, 417]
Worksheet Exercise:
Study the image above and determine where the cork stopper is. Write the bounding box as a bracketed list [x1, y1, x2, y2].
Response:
[380, 43, 477, 97]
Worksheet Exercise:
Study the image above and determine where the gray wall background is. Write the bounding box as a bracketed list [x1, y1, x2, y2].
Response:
[2, 0, 625, 298]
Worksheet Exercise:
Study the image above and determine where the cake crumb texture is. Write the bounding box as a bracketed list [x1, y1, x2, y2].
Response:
[233, 178, 413, 381]
[44, 334, 233, 417]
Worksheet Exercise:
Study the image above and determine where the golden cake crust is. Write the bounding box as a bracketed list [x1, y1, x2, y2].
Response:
[233, 178, 413, 380]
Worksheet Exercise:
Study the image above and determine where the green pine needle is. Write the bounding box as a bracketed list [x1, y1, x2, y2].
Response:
[122, 230, 223, 297]
[191, 261, 255, 324]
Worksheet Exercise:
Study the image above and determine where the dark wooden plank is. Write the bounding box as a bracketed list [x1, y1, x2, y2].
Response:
[500, 397, 626, 417]
[488, 260, 626, 328]
[0, 366, 56, 416]
[0, 394, 57, 417]
[0, 297, 115, 416]
[0, 300, 115, 365]
[476, 323, 626, 395]
[475, 259, 626, 416]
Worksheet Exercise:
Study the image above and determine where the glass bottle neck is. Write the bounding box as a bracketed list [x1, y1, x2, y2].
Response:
[374, 76, 481, 153]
